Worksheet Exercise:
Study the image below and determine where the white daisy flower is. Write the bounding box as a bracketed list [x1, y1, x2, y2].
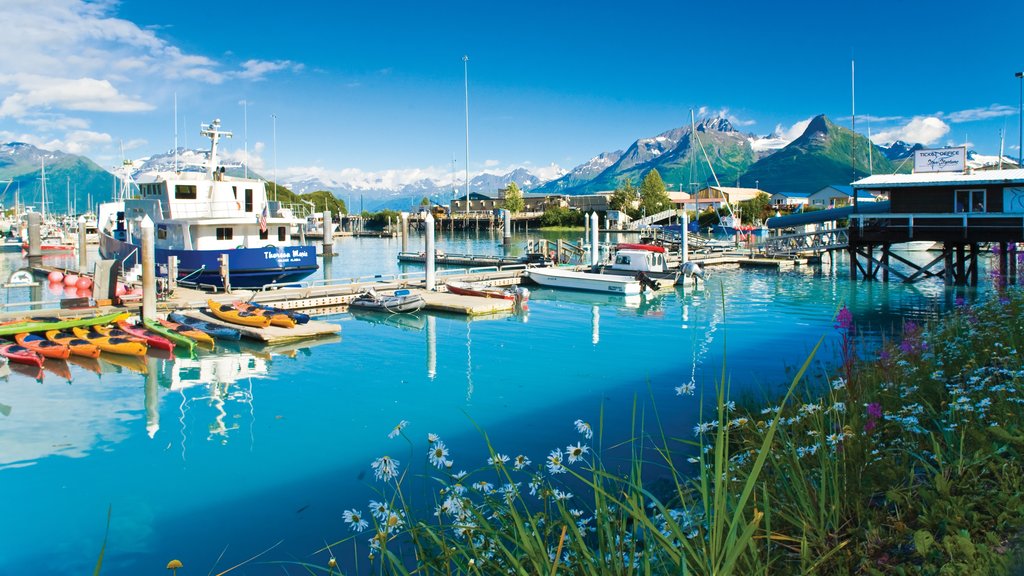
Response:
[371, 455, 400, 482]
[428, 441, 449, 469]
[387, 419, 409, 439]
[513, 454, 531, 470]
[343, 509, 369, 532]
[574, 419, 594, 439]
[565, 442, 589, 463]
[547, 449, 566, 474]
[487, 453, 510, 466]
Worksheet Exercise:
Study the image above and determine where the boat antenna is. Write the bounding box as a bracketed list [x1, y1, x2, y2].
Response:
[200, 119, 232, 180]
[39, 159, 47, 221]
[174, 92, 178, 173]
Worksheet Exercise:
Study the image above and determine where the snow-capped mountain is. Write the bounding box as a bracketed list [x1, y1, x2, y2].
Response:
[881, 140, 923, 161]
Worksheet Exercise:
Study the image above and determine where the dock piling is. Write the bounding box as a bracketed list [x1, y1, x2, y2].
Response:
[140, 215, 156, 320]
[77, 216, 88, 272]
[167, 256, 178, 291]
[590, 212, 599, 265]
[27, 212, 41, 263]
[219, 253, 231, 294]
[322, 210, 332, 256]
[425, 211, 436, 290]
[502, 209, 511, 247]
[400, 212, 409, 252]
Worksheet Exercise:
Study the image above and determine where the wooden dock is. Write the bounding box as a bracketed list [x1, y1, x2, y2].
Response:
[176, 309, 342, 344]
[420, 290, 515, 315]
[397, 251, 524, 266]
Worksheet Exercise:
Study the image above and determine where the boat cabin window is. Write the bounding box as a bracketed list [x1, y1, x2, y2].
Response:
[955, 189, 986, 213]
[244, 189, 253, 212]
[615, 255, 631, 265]
[215, 227, 234, 240]
[175, 185, 197, 200]
[157, 225, 167, 240]
[278, 227, 286, 242]
[259, 226, 269, 240]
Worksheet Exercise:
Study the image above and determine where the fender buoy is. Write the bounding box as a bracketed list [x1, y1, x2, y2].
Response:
[48, 270, 64, 283]
[63, 274, 79, 287]
[76, 276, 92, 289]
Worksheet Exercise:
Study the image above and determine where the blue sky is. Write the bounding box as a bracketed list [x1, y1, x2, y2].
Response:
[1, 0, 1021, 188]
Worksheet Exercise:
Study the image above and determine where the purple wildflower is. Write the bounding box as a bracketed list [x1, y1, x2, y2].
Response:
[867, 403, 883, 418]
[835, 306, 854, 331]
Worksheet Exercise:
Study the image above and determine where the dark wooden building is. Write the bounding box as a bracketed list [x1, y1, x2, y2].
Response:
[848, 169, 1024, 285]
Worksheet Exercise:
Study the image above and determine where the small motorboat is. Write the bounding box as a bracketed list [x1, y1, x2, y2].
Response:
[14, 333, 71, 360]
[524, 268, 643, 295]
[207, 299, 271, 328]
[348, 289, 426, 314]
[232, 301, 296, 328]
[115, 320, 175, 351]
[445, 280, 530, 303]
[167, 312, 241, 341]
[44, 330, 102, 358]
[238, 301, 310, 324]
[71, 327, 148, 356]
[0, 343, 44, 367]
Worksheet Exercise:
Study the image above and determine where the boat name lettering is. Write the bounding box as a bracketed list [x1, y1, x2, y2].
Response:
[263, 248, 310, 260]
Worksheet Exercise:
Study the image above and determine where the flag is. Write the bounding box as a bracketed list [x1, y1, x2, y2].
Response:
[259, 204, 268, 233]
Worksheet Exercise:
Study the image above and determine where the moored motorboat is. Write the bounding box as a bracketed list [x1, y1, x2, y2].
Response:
[71, 327, 148, 356]
[14, 333, 71, 360]
[97, 119, 317, 289]
[445, 280, 530, 302]
[592, 246, 681, 286]
[167, 312, 241, 341]
[44, 330, 102, 358]
[524, 267, 643, 295]
[0, 343, 44, 367]
[348, 289, 426, 314]
[207, 299, 271, 328]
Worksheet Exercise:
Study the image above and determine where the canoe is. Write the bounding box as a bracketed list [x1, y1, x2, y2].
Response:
[445, 280, 530, 302]
[207, 299, 271, 328]
[0, 311, 130, 337]
[238, 301, 310, 324]
[167, 312, 241, 341]
[232, 301, 296, 328]
[348, 289, 426, 314]
[14, 333, 71, 360]
[115, 320, 175, 351]
[0, 343, 44, 367]
[44, 330, 102, 358]
[71, 327, 148, 356]
[146, 318, 205, 351]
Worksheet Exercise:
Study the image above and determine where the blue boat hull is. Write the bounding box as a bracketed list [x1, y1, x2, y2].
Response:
[99, 232, 318, 289]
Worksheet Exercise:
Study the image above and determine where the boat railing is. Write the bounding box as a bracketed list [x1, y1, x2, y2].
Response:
[119, 247, 139, 272]
[170, 201, 252, 219]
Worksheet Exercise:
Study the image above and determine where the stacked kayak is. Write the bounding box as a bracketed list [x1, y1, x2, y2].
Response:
[232, 301, 296, 328]
[238, 301, 310, 325]
[0, 344, 44, 367]
[71, 327, 148, 356]
[0, 311, 129, 337]
[14, 333, 71, 360]
[110, 321, 175, 351]
[45, 330, 102, 358]
[146, 318, 206, 350]
[168, 312, 241, 341]
[207, 300, 271, 328]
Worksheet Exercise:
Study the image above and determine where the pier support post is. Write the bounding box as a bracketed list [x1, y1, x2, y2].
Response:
[400, 212, 409, 253]
[590, 211, 599, 266]
[219, 253, 231, 294]
[502, 209, 511, 248]
[167, 256, 178, 291]
[77, 216, 88, 272]
[145, 356, 160, 438]
[322, 210, 332, 257]
[681, 211, 689, 264]
[26, 212, 41, 263]
[140, 215, 156, 320]
[584, 212, 590, 243]
[426, 315, 436, 379]
[425, 211, 436, 290]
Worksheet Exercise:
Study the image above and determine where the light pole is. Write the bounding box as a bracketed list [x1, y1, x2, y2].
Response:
[463, 55, 470, 220]
[1017, 71, 1023, 167]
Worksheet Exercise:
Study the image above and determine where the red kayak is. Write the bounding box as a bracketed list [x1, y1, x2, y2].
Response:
[115, 320, 175, 351]
[615, 243, 666, 253]
[0, 343, 45, 367]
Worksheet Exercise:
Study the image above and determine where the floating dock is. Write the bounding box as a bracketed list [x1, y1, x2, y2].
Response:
[397, 252, 524, 266]
[420, 291, 516, 315]
[176, 309, 342, 344]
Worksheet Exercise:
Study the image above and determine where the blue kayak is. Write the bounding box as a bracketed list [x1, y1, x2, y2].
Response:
[167, 312, 242, 341]
[246, 301, 310, 324]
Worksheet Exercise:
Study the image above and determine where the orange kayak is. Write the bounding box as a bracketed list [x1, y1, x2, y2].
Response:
[45, 330, 102, 358]
[233, 301, 297, 328]
[15, 332, 71, 360]
[71, 327, 148, 356]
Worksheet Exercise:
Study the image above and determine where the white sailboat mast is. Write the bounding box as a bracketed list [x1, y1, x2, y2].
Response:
[39, 159, 47, 221]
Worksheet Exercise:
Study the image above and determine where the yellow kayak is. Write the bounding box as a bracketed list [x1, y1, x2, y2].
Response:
[207, 300, 271, 328]
[71, 326, 148, 356]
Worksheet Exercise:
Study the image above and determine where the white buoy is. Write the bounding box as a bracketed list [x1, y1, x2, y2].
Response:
[590, 211, 599, 265]
[140, 215, 156, 319]
[425, 211, 435, 290]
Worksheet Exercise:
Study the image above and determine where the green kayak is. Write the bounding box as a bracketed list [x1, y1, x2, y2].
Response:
[0, 311, 130, 337]
[142, 318, 197, 354]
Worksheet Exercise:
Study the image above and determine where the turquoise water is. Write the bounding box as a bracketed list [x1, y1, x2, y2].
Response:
[0, 234, 991, 575]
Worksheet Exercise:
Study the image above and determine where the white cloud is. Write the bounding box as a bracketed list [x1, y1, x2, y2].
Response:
[943, 104, 1017, 124]
[750, 118, 812, 152]
[0, 75, 152, 118]
[234, 59, 304, 81]
[871, 116, 949, 145]
[42, 130, 114, 155]
[699, 106, 756, 127]
[483, 159, 500, 167]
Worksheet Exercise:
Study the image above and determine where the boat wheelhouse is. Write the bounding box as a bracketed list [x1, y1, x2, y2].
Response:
[98, 119, 317, 288]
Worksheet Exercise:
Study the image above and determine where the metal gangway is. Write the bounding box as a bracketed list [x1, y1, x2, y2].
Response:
[629, 209, 677, 229]
[762, 227, 849, 257]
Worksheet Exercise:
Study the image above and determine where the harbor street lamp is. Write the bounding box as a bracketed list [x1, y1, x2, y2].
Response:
[1017, 71, 1023, 167]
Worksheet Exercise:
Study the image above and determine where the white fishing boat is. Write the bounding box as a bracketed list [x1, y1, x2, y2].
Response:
[524, 267, 643, 295]
[592, 244, 682, 285]
[97, 119, 317, 288]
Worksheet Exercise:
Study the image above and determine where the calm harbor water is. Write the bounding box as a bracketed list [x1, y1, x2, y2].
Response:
[0, 232, 992, 574]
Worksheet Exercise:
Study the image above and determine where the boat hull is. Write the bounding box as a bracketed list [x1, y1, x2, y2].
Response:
[99, 232, 318, 289]
[525, 268, 642, 295]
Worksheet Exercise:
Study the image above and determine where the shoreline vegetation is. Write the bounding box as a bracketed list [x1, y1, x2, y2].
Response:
[310, 286, 1024, 575]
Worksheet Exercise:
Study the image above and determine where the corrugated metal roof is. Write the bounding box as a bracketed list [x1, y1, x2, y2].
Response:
[853, 169, 1024, 188]
[766, 201, 890, 229]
